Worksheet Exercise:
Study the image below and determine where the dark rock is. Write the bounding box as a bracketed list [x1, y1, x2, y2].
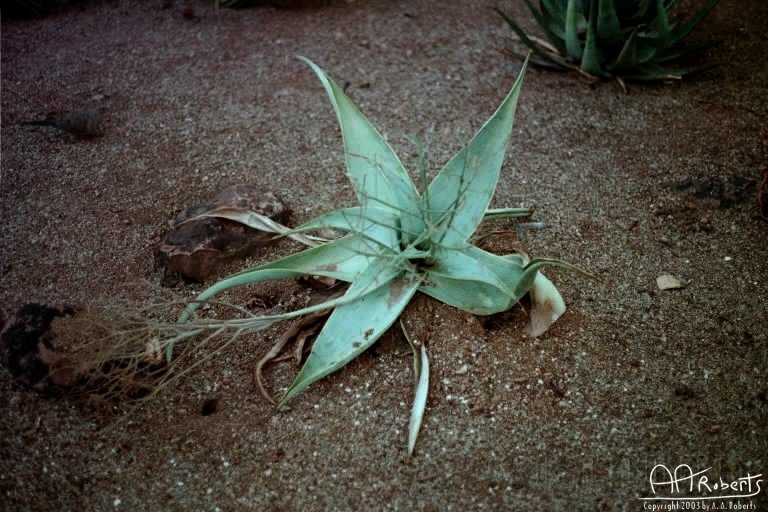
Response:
[0, 303, 78, 393]
[157, 185, 289, 282]
[663, 175, 757, 209]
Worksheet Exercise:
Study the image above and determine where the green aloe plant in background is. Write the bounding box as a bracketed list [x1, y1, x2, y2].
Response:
[177, 56, 576, 454]
[496, 0, 719, 82]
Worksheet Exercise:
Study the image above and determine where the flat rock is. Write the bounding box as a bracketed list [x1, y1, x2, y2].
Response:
[157, 185, 289, 282]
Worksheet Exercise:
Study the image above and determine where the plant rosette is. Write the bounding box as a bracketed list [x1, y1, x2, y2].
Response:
[497, 0, 719, 82]
[177, 56, 577, 454]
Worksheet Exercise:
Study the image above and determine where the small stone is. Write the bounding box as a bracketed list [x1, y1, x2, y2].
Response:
[656, 274, 684, 290]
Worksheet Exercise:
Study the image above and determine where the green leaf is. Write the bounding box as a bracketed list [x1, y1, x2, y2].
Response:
[511, 256, 581, 298]
[654, 0, 672, 51]
[521, 0, 567, 54]
[178, 235, 381, 322]
[279, 263, 422, 405]
[421, 246, 527, 314]
[292, 206, 401, 249]
[426, 57, 528, 247]
[596, 0, 623, 45]
[298, 57, 425, 241]
[580, 0, 605, 76]
[609, 27, 656, 70]
[564, 0, 583, 59]
[540, 0, 568, 29]
[482, 207, 533, 221]
[180, 206, 325, 247]
[429, 245, 517, 297]
[495, 9, 574, 70]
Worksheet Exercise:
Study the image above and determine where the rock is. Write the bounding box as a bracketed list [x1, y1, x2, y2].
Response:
[0, 303, 79, 393]
[663, 175, 757, 209]
[656, 274, 684, 290]
[157, 185, 289, 282]
[0, 303, 169, 398]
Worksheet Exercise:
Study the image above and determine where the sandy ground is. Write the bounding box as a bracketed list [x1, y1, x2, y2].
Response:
[1, 0, 767, 510]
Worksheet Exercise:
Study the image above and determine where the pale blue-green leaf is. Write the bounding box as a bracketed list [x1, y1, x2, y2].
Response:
[426, 57, 528, 247]
[509, 256, 580, 299]
[184, 207, 322, 247]
[178, 235, 378, 322]
[291, 206, 400, 249]
[279, 264, 422, 405]
[421, 246, 532, 314]
[298, 57, 424, 239]
[408, 343, 429, 456]
[420, 275, 511, 315]
[172, 250, 403, 361]
[482, 207, 532, 221]
[428, 245, 517, 299]
[423, 248, 576, 316]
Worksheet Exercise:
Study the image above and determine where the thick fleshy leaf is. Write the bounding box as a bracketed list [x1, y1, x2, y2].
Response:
[428, 245, 517, 298]
[426, 57, 528, 247]
[580, 0, 604, 76]
[609, 28, 655, 70]
[299, 57, 424, 240]
[178, 235, 381, 322]
[654, 0, 672, 51]
[421, 246, 527, 314]
[420, 276, 511, 315]
[540, 0, 568, 40]
[596, 0, 623, 45]
[564, 0, 583, 59]
[189, 206, 324, 248]
[279, 264, 422, 405]
[292, 206, 400, 250]
[422, 247, 576, 316]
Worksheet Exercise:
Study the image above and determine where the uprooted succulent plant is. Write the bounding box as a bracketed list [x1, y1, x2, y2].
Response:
[496, 0, 719, 82]
[176, 56, 578, 454]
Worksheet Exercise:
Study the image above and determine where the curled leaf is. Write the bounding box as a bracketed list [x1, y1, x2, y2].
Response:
[525, 271, 567, 337]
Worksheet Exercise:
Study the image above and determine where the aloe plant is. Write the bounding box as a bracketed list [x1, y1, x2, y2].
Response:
[177, 56, 574, 453]
[496, 0, 719, 81]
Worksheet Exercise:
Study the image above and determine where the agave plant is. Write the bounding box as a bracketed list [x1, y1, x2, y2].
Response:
[177, 56, 575, 454]
[496, 0, 719, 81]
